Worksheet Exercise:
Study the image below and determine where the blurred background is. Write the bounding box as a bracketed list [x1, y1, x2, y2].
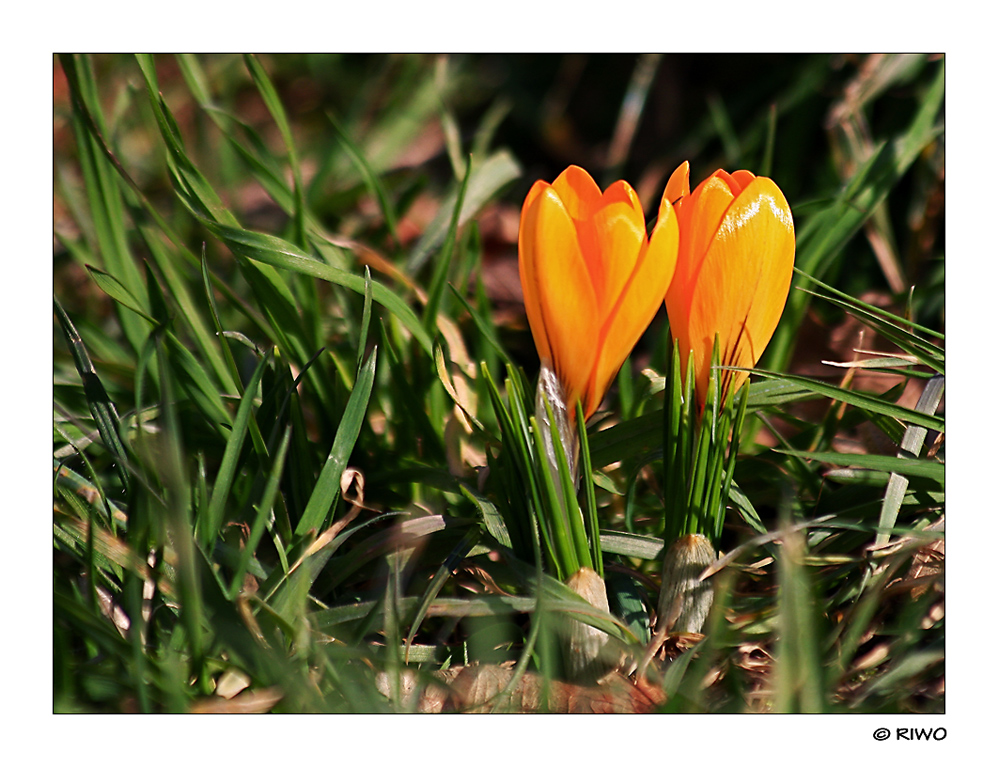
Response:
[55, 53, 944, 303]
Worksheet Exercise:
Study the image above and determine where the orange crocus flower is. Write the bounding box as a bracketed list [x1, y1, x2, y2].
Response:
[663, 162, 795, 406]
[519, 165, 679, 420]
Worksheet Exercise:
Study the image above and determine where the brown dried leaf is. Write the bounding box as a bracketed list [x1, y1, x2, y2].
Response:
[440, 664, 665, 713]
[455, 562, 514, 597]
[190, 687, 284, 714]
[375, 668, 451, 713]
[906, 520, 944, 599]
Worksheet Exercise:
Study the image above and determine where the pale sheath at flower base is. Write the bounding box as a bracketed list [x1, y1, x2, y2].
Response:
[519, 165, 679, 423]
[663, 162, 795, 407]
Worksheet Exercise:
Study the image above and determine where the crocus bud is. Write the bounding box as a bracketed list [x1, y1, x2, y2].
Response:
[663, 162, 795, 406]
[519, 165, 679, 422]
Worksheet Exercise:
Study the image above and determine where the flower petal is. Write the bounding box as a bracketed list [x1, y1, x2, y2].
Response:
[551, 165, 603, 221]
[519, 184, 599, 411]
[586, 199, 679, 417]
[665, 173, 737, 388]
[587, 180, 647, 314]
[664, 161, 690, 206]
[685, 176, 795, 401]
[519, 180, 554, 363]
[729, 169, 756, 193]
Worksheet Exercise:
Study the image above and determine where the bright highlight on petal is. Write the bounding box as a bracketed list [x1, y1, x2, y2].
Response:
[519, 165, 679, 420]
[663, 164, 795, 405]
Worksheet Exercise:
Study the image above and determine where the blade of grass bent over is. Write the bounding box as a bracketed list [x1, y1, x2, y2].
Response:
[748, 369, 944, 433]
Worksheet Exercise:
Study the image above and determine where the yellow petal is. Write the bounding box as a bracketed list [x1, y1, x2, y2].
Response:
[664, 161, 690, 205]
[519, 184, 599, 411]
[587, 199, 679, 417]
[685, 176, 795, 402]
[551, 165, 603, 221]
[521, 177, 550, 216]
[729, 169, 756, 192]
[518, 180, 554, 363]
[587, 180, 647, 314]
[645, 197, 680, 302]
[665, 172, 736, 388]
[682, 172, 738, 281]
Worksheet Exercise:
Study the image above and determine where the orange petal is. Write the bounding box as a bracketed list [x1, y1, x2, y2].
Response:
[551, 165, 603, 222]
[587, 200, 679, 417]
[519, 180, 554, 363]
[646, 194, 681, 280]
[519, 184, 599, 411]
[729, 169, 756, 193]
[522, 177, 550, 217]
[665, 173, 737, 386]
[664, 161, 690, 205]
[684, 173, 738, 273]
[685, 176, 795, 402]
[587, 180, 647, 314]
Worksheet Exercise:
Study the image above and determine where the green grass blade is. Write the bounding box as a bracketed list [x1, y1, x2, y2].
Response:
[798, 289, 943, 372]
[448, 285, 513, 367]
[86, 265, 155, 323]
[163, 334, 233, 435]
[406, 151, 520, 273]
[424, 157, 472, 330]
[327, 111, 399, 243]
[138, 225, 234, 392]
[459, 484, 512, 548]
[229, 426, 292, 600]
[60, 55, 149, 354]
[779, 449, 943, 486]
[719, 387, 750, 542]
[135, 55, 237, 226]
[766, 59, 944, 373]
[152, 336, 210, 691]
[774, 527, 827, 713]
[243, 54, 307, 247]
[576, 401, 601, 577]
[748, 369, 944, 433]
[199, 351, 271, 548]
[185, 215, 432, 355]
[590, 409, 662, 469]
[200, 247, 250, 401]
[404, 527, 481, 653]
[54, 298, 130, 492]
[530, 414, 579, 579]
[598, 530, 664, 560]
[548, 401, 591, 572]
[296, 348, 378, 535]
[760, 103, 777, 177]
[745, 378, 822, 410]
[794, 268, 944, 341]
[357, 266, 373, 373]
[727, 480, 769, 537]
